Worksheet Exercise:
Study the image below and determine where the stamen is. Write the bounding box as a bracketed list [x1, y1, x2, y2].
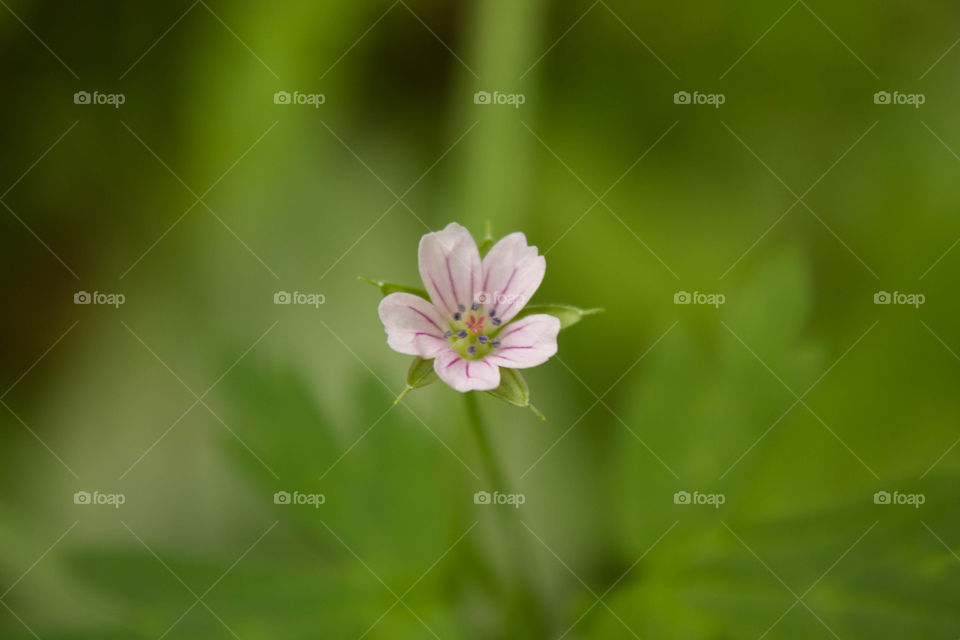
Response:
[468, 346, 477, 355]
[491, 339, 501, 348]
[458, 304, 466, 312]
[457, 330, 468, 338]
[478, 335, 488, 344]
[453, 312, 462, 321]
[471, 302, 479, 311]
[443, 331, 452, 339]
[491, 317, 502, 326]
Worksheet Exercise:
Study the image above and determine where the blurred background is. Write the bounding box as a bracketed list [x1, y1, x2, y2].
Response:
[1, 0, 959, 637]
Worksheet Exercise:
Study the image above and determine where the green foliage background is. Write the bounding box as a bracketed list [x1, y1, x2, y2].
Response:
[1, 1, 958, 638]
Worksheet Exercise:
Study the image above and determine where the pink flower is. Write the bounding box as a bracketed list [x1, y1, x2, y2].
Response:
[378, 223, 561, 392]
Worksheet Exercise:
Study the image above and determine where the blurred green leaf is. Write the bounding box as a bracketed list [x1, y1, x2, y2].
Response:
[513, 304, 603, 330]
[358, 276, 428, 300]
[571, 250, 960, 639]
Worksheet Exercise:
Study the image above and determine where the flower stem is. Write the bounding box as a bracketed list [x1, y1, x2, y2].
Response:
[465, 391, 508, 492]
[464, 392, 552, 637]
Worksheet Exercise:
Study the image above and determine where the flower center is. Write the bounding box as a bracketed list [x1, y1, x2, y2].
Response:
[445, 303, 503, 359]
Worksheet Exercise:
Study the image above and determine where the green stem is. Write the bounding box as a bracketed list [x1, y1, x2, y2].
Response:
[465, 391, 508, 492]
[464, 392, 551, 638]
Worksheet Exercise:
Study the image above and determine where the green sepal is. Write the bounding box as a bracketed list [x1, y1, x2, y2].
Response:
[358, 277, 429, 300]
[512, 304, 603, 330]
[394, 357, 437, 404]
[485, 368, 545, 420]
[478, 221, 495, 257]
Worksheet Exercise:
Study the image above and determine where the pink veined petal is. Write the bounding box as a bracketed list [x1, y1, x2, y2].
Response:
[418, 222, 481, 319]
[484, 314, 560, 369]
[434, 349, 501, 392]
[378, 292, 449, 358]
[480, 232, 546, 324]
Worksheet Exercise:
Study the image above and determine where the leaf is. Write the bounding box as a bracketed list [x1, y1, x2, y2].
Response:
[358, 276, 428, 300]
[217, 361, 465, 577]
[576, 250, 960, 639]
[513, 304, 603, 330]
[485, 368, 545, 420]
[394, 356, 438, 403]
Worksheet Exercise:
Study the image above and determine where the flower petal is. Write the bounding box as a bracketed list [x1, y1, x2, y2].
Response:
[434, 349, 501, 392]
[485, 314, 560, 369]
[418, 222, 481, 318]
[378, 292, 449, 358]
[480, 232, 545, 324]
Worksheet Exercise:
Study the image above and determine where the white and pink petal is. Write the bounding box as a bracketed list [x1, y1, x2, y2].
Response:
[480, 232, 545, 324]
[418, 222, 481, 318]
[378, 292, 449, 358]
[434, 349, 501, 392]
[484, 313, 560, 369]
